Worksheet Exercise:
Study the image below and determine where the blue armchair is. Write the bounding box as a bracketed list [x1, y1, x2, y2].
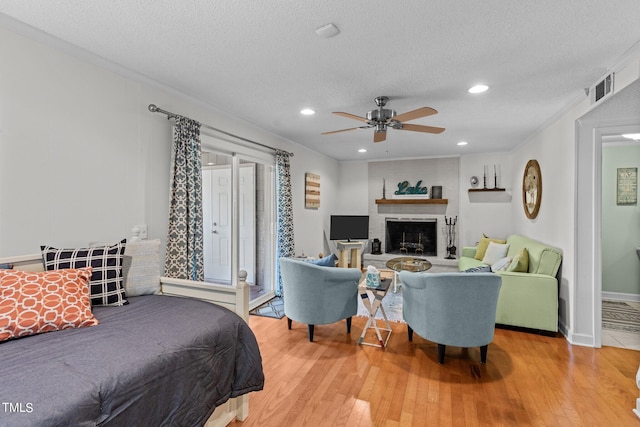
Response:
[279, 257, 362, 342]
[399, 272, 502, 364]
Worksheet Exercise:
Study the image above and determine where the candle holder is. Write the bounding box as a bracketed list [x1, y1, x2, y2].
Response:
[400, 232, 408, 254]
[483, 166, 488, 189]
[415, 233, 424, 255]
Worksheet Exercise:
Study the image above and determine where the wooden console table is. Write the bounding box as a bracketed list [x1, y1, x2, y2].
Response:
[336, 241, 363, 269]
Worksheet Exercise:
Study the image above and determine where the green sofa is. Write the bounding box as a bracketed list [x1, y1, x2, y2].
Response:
[458, 234, 562, 333]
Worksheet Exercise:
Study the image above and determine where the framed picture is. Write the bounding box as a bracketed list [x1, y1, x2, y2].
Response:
[305, 173, 320, 209]
[522, 159, 542, 219]
[617, 167, 637, 206]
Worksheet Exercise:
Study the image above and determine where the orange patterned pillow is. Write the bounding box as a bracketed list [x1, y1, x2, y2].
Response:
[0, 268, 99, 342]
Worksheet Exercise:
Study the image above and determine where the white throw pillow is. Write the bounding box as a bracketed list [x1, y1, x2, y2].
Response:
[491, 256, 512, 272]
[482, 242, 510, 265]
[123, 239, 161, 296]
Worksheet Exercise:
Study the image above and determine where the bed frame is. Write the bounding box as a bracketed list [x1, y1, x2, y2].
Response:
[0, 252, 251, 427]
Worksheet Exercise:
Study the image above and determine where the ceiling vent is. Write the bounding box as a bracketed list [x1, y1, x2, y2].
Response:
[589, 72, 614, 105]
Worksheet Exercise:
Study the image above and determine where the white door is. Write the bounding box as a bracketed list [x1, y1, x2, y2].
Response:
[203, 165, 255, 283]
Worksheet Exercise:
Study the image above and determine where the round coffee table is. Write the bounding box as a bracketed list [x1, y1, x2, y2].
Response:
[385, 257, 432, 292]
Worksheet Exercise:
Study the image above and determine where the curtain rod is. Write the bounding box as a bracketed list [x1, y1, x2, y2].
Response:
[148, 104, 293, 157]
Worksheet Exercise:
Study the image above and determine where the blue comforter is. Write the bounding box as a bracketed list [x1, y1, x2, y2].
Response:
[0, 295, 264, 426]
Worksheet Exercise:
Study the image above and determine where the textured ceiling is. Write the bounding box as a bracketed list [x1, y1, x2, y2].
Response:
[1, 1, 639, 160]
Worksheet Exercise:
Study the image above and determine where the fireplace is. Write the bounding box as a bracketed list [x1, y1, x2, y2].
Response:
[385, 218, 437, 256]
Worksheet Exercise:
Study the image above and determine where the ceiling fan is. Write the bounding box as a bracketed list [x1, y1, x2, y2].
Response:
[322, 96, 445, 143]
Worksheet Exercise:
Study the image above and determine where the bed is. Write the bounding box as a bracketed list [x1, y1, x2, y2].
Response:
[0, 250, 264, 427]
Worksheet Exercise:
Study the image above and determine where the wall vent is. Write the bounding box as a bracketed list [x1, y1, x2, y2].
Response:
[589, 72, 614, 105]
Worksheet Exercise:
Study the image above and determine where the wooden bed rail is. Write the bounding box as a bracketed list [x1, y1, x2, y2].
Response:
[160, 271, 249, 321]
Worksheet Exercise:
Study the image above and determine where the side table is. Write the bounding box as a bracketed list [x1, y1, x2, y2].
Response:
[357, 269, 394, 348]
[385, 257, 432, 292]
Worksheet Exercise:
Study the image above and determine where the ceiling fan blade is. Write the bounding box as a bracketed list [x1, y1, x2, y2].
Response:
[373, 130, 387, 143]
[333, 111, 370, 123]
[321, 127, 361, 135]
[399, 123, 446, 134]
[394, 107, 438, 123]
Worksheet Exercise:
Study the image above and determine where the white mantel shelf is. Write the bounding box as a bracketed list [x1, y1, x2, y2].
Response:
[375, 198, 448, 205]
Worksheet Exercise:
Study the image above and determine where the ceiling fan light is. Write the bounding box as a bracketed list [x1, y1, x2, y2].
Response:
[300, 108, 315, 115]
[468, 84, 489, 94]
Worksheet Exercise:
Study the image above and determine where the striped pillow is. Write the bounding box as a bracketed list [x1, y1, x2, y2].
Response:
[41, 239, 127, 306]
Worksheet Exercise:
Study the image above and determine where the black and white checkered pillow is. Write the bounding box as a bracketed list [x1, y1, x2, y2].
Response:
[41, 239, 128, 306]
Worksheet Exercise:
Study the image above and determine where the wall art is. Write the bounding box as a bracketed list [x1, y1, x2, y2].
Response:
[305, 173, 320, 209]
[522, 159, 542, 219]
[617, 167, 637, 205]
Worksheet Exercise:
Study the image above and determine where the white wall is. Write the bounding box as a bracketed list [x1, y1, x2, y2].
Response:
[458, 153, 513, 247]
[336, 154, 516, 254]
[0, 25, 337, 263]
[512, 62, 639, 345]
[290, 145, 341, 258]
[336, 160, 369, 213]
[367, 157, 459, 258]
[509, 98, 589, 338]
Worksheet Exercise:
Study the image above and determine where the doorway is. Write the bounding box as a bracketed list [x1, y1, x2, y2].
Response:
[200, 139, 277, 310]
[575, 78, 639, 348]
[600, 131, 640, 350]
[202, 162, 255, 284]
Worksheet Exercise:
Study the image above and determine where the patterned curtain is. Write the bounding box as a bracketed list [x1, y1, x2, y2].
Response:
[165, 117, 205, 281]
[275, 150, 294, 296]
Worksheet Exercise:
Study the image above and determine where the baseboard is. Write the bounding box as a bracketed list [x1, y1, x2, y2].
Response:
[602, 291, 640, 302]
[558, 319, 569, 339]
[566, 330, 595, 347]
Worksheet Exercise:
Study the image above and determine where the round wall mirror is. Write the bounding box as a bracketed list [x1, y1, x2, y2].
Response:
[522, 159, 542, 219]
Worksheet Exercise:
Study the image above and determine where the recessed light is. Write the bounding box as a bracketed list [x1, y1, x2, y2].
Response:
[468, 84, 489, 94]
[315, 23, 340, 38]
[300, 108, 315, 115]
[358, 148, 367, 153]
[622, 133, 640, 140]
[457, 141, 468, 146]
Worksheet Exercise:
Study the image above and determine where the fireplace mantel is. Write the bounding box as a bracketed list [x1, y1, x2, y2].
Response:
[375, 198, 448, 205]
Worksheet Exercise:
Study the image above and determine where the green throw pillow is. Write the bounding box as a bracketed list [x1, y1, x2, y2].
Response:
[474, 234, 507, 261]
[507, 248, 529, 272]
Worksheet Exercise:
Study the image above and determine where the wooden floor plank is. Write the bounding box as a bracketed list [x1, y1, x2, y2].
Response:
[230, 316, 639, 427]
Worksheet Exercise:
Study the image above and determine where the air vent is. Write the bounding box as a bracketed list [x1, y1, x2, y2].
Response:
[590, 72, 614, 105]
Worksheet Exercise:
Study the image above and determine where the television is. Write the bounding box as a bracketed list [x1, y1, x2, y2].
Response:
[329, 215, 369, 241]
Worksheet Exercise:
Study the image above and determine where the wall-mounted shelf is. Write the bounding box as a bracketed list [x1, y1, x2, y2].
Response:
[375, 198, 448, 205]
[468, 188, 505, 192]
[467, 188, 511, 203]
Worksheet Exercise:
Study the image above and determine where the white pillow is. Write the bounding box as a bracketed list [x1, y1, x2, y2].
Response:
[123, 239, 161, 296]
[482, 242, 510, 265]
[491, 256, 512, 272]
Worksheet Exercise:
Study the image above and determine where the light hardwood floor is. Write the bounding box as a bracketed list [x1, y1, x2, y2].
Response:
[231, 315, 640, 427]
